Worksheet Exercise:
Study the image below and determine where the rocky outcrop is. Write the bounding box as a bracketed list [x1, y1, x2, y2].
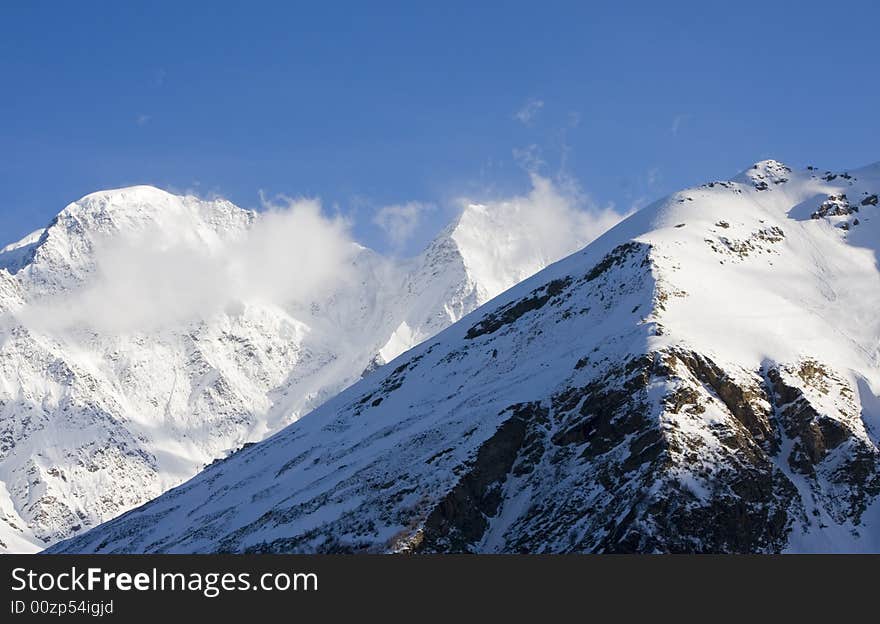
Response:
[767, 363, 880, 524]
[412, 402, 547, 552]
[811, 194, 858, 219]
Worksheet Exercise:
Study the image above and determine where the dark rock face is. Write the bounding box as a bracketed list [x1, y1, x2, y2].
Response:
[399, 351, 840, 553]
[670, 350, 777, 449]
[583, 242, 646, 282]
[768, 367, 844, 470]
[465, 278, 572, 339]
[402, 350, 880, 553]
[576, 352, 796, 554]
[766, 364, 880, 524]
[414, 402, 547, 552]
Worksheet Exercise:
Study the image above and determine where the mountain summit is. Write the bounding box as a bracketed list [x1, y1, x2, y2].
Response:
[49, 160, 880, 554]
[0, 186, 255, 294]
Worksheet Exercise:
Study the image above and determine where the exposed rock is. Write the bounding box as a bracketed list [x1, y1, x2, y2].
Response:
[811, 194, 858, 219]
[414, 402, 547, 552]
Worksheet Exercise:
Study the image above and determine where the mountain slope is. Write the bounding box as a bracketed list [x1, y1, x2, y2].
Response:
[0, 187, 589, 553]
[49, 160, 880, 554]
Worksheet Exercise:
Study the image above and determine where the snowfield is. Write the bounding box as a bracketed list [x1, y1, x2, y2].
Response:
[46, 160, 880, 554]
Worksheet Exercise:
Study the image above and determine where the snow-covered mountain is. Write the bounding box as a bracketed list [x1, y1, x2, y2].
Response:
[0, 186, 587, 553]
[49, 160, 880, 554]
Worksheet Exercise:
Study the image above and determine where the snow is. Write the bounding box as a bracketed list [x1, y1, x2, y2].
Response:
[0, 480, 40, 553]
[856, 376, 880, 445]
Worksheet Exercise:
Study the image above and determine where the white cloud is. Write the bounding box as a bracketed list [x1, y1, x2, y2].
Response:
[136, 114, 152, 126]
[20, 196, 355, 333]
[514, 98, 544, 125]
[512, 144, 545, 172]
[452, 173, 632, 295]
[373, 201, 433, 247]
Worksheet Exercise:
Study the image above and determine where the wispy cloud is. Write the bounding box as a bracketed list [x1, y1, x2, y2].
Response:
[512, 144, 545, 172]
[18, 195, 355, 333]
[454, 173, 633, 288]
[671, 113, 690, 136]
[136, 114, 152, 126]
[513, 98, 544, 125]
[373, 201, 434, 247]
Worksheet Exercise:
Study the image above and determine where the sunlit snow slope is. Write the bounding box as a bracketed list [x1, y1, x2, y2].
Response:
[50, 160, 880, 554]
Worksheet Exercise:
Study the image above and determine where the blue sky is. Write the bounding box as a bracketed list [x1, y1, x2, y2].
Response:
[2, 1, 879, 254]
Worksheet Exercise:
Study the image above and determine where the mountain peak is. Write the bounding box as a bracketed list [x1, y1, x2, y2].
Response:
[732, 159, 794, 190]
[6, 186, 255, 294]
[751, 158, 792, 172]
[57, 185, 249, 228]
[76, 184, 178, 203]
